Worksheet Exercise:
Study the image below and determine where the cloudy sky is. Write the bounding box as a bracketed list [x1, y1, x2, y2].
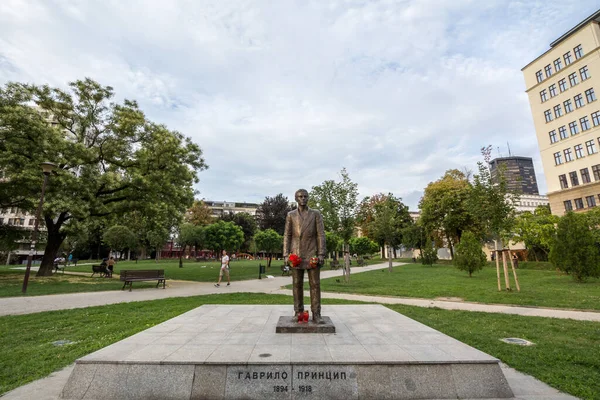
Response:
[1, 1, 598, 209]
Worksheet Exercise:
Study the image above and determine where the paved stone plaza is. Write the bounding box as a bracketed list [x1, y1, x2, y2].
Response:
[62, 304, 514, 399]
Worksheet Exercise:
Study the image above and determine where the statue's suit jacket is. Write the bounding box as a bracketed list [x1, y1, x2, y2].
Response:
[283, 208, 326, 269]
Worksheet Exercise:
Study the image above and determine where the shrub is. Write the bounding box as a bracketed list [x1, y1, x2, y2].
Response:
[420, 236, 438, 266]
[454, 231, 487, 277]
[549, 212, 600, 282]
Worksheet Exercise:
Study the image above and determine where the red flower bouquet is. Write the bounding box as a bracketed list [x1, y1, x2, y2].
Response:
[288, 254, 302, 268]
[309, 256, 320, 269]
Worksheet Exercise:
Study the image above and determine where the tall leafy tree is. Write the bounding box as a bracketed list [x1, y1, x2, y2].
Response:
[0, 78, 206, 275]
[186, 200, 213, 226]
[468, 159, 516, 247]
[513, 206, 558, 261]
[309, 168, 358, 246]
[220, 212, 257, 252]
[419, 169, 474, 259]
[550, 212, 600, 281]
[325, 231, 342, 259]
[102, 225, 137, 259]
[256, 194, 293, 235]
[176, 223, 205, 267]
[204, 221, 244, 254]
[254, 229, 283, 269]
[367, 194, 411, 271]
[349, 236, 379, 257]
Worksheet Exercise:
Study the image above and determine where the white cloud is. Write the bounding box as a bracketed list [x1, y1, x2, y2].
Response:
[1, 0, 598, 208]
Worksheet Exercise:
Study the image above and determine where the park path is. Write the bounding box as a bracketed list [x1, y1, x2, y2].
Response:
[1, 262, 599, 322]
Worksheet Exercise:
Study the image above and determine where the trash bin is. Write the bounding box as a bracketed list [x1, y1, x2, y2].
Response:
[259, 264, 266, 279]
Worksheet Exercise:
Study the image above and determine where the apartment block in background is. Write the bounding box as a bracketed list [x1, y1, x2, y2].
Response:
[522, 9, 600, 216]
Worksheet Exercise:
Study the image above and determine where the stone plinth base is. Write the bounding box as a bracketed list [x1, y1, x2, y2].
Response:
[275, 316, 335, 333]
[62, 305, 514, 399]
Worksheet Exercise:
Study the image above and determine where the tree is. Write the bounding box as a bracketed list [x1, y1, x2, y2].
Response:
[204, 221, 244, 254]
[420, 236, 438, 266]
[364, 194, 411, 270]
[0, 78, 206, 275]
[549, 212, 600, 281]
[325, 231, 342, 259]
[513, 206, 558, 261]
[186, 200, 213, 226]
[176, 223, 205, 267]
[309, 168, 358, 245]
[401, 221, 426, 259]
[468, 149, 517, 245]
[102, 225, 137, 259]
[454, 231, 487, 277]
[254, 229, 283, 269]
[220, 212, 257, 252]
[349, 236, 378, 257]
[256, 194, 293, 235]
[419, 169, 474, 259]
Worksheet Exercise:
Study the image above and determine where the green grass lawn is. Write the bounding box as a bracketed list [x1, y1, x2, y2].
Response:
[0, 269, 165, 297]
[63, 258, 370, 281]
[0, 293, 598, 399]
[319, 262, 600, 311]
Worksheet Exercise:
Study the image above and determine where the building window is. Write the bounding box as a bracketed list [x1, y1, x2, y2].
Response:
[574, 198, 584, 209]
[575, 144, 584, 158]
[564, 200, 573, 211]
[554, 58, 562, 72]
[592, 111, 600, 127]
[564, 99, 573, 113]
[564, 51, 573, 65]
[585, 88, 596, 103]
[548, 130, 557, 143]
[544, 64, 552, 78]
[554, 104, 563, 118]
[586, 195, 596, 207]
[540, 89, 548, 102]
[581, 168, 591, 183]
[559, 126, 568, 139]
[549, 84, 557, 97]
[586, 139, 597, 154]
[559, 174, 569, 189]
[580, 66, 590, 81]
[28, 219, 34, 226]
[574, 44, 583, 59]
[581, 116, 591, 131]
[554, 151, 563, 165]
[574, 94, 584, 108]
[565, 148, 574, 162]
[569, 121, 579, 135]
[593, 164, 600, 181]
[544, 109, 553, 122]
[569, 171, 579, 186]
[536, 70, 543, 83]
[569, 72, 580, 87]
[559, 78, 567, 92]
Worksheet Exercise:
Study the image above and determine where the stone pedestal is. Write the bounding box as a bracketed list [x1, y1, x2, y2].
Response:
[62, 305, 514, 399]
[275, 316, 335, 333]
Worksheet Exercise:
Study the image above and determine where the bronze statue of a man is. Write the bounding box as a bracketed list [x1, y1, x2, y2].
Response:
[283, 189, 326, 324]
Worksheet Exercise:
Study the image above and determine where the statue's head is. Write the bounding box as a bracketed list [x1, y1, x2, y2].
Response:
[295, 189, 309, 206]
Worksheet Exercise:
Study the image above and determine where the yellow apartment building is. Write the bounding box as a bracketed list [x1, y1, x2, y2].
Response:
[522, 10, 600, 216]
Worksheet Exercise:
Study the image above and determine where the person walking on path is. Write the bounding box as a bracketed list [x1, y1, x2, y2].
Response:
[215, 250, 230, 287]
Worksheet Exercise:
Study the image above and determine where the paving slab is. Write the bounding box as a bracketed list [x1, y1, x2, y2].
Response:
[57, 304, 517, 399]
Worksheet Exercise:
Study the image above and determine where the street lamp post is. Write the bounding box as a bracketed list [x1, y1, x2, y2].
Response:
[22, 162, 56, 294]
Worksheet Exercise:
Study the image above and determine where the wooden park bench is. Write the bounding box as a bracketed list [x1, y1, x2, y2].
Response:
[91, 264, 110, 278]
[329, 259, 340, 270]
[120, 269, 166, 291]
[54, 261, 67, 274]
